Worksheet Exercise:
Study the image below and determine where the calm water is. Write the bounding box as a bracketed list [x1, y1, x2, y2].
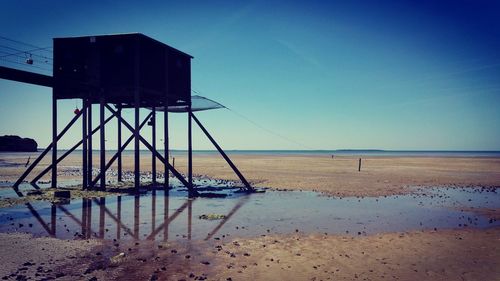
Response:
[0, 185, 498, 241]
[1, 150, 500, 161]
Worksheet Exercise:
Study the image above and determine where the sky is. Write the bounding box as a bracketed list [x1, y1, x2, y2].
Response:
[1, 0, 500, 150]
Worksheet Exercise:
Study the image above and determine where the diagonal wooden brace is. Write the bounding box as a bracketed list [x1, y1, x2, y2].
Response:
[190, 112, 253, 191]
[90, 111, 152, 187]
[30, 110, 117, 185]
[105, 105, 197, 195]
[13, 106, 85, 190]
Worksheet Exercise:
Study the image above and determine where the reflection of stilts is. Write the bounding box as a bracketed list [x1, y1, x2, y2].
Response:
[134, 195, 140, 239]
[147, 199, 192, 240]
[25, 203, 54, 237]
[188, 199, 192, 240]
[86, 199, 92, 238]
[163, 191, 169, 241]
[25, 191, 250, 241]
[90, 198, 135, 238]
[117, 196, 121, 239]
[99, 197, 105, 238]
[152, 190, 156, 234]
[81, 199, 87, 236]
[204, 196, 250, 240]
[51, 204, 56, 236]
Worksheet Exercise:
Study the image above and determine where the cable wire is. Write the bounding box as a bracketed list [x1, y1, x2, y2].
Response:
[191, 89, 315, 150]
[0, 45, 53, 61]
[0, 35, 52, 53]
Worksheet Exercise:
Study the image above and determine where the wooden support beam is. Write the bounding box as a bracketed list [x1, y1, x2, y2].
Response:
[14, 107, 84, 189]
[152, 107, 157, 184]
[134, 38, 141, 191]
[82, 99, 88, 190]
[90, 112, 151, 187]
[105, 105, 194, 193]
[99, 98, 106, 190]
[31, 111, 116, 184]
[88, 103, 93, 186]
[164, 99, 169, 190]
[51, 92, 57, 188]
[188, 106, 193, 196]
[117, 106, 122, 182]
[134, 100, 140, 190]
[190, 112, 253, 190]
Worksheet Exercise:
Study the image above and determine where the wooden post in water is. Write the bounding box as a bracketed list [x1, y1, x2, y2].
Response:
[358, 158, 362, 172]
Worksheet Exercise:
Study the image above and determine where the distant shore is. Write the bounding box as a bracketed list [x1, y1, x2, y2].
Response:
[3, 149, 500, 158]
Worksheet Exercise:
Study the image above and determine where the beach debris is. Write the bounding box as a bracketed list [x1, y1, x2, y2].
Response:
[199, 213, 226, 220]
[110, 252, 125, 264]
[54, 190, 71, 198]
[198, 192, 227, 198]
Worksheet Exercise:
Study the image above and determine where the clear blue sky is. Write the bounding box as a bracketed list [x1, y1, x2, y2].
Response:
[1, 0, 499, 150]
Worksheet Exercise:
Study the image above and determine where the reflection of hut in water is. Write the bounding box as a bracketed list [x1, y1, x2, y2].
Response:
[3, 33, 253, 197]
[23, 189, 249, 241]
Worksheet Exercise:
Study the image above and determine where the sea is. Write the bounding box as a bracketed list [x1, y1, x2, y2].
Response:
[1, 149, 500, 159]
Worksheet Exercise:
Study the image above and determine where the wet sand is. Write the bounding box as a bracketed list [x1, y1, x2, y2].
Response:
[2, 153, 500, 196]
[185, 155, 500, 196]
[0, 228, 498, 280]
[209, 228, 500, 281]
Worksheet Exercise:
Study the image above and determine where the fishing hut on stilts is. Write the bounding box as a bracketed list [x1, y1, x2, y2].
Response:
[2, 33, 253, 197]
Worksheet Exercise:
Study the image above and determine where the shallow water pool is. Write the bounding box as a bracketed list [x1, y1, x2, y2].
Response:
[0, 184, 498, 241]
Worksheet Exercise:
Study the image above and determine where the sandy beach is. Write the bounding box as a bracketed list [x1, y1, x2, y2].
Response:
[2, 153, 499, 196]
[0, 153, 499, 280]
[0, 227, 498, 280]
